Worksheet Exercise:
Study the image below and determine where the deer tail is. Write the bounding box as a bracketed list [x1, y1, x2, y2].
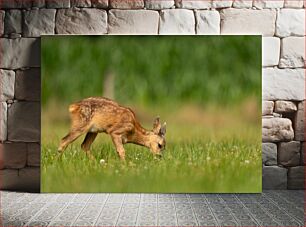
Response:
[68, 103, 92, 130]
[69, 103, 80, 113]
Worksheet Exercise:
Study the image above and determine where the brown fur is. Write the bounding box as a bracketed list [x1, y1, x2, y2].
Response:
[58, 97, 166, 160]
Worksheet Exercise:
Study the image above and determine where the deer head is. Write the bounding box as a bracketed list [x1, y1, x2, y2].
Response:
[148, 116, 167, 156]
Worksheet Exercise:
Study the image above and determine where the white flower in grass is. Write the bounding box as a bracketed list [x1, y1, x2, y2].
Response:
[99, 159, 106, 165]
[245, 160, 250, 164]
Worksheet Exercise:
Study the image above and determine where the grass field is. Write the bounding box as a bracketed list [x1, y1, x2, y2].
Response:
[41, 103, 262, 193]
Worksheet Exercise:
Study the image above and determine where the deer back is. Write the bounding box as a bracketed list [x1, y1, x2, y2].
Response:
[69, 97, 136, 134]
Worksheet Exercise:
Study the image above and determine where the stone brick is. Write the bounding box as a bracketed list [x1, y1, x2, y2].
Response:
[220, 9, 276, 36]
[0, 0, 32, 9]
[284, 0, 303, 8]
[274, 101, 297, 113]
[4, 10, 22, 35]
[232, 0, 252, 8]
[294, 101, 305, 141]
[23, 9, 56, 37]
[110, 0, 144, 8]
[253, 0, 284, 8]
[195, 10, 220, 35]
[262, 143, 277, 166]
[284, 0, 304, 8]
[276, 9, 305, 37]
[91, 0, 108, 8]
[262, 101, 274, 115]
[27, 143, 40, 167]
[159, 9, 195, 34]
[46, 0, 70, 8]
[56, 8, 107, 34]
[212, 0, 233, 8]
[71, 0, 91, 7]
[0, 142, 27, 169]
[8, 102, 40, 142]
[280, 37, 305, 68]
[0, 38, 40, 69]
[32, 0, 46, 8]
[109, 10, 159, 34]
[0, 10, 4, 35]
[262, 166, 287, 189]
[272, 113, 282, 118]
[0, 69, 15, 101]
[301, 142, 305, 165]
[19, 167, 40, 192]
[0, 169, 18, 190]
[15, 68, 41, 101]
[288, 166, 304, 189]
[0, 167, 40, 192]
[0, 102, 7, 142]
[145, 0, 175, 9]
[175, 0, 212, 9]
[262, 118, 294, 142]
[262, 37, 280, 66]
[1, 168, 39, 191]
[262, 68, 305, 101]
[278, 141, 300, 166]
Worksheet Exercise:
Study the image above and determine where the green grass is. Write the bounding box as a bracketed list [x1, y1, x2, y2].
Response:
[41, 105, 262, 193]
[41, 138, 261, 193]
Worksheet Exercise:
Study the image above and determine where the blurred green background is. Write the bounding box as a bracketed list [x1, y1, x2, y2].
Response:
[41, 36, 262, 193]
[42, 36, 261, 107]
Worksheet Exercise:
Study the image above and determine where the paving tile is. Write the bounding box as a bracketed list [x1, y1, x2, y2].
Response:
[1, 190, 304, 227]
[116, 221, 137, 226]
[72, 194, 92, 202]
[88, 194, 109, 203]
[73, 220, 96, 226]
[27, 220, 51, 226]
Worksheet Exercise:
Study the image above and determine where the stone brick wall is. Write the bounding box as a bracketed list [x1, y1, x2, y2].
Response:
[0, 0, 304, 192]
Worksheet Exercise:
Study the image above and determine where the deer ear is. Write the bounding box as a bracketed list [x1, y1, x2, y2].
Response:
[153, 116, 161, 134]
[159, 122, 166, 136]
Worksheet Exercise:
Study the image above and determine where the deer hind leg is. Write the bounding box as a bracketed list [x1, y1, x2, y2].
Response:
[111, 135, 126, 160]
[58, 103, 90, 154]
[58, 127, 87, 153]
[81, 132, 98, 160]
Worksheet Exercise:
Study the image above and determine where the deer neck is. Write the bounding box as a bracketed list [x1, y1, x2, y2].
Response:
[129, 123, 152, 148]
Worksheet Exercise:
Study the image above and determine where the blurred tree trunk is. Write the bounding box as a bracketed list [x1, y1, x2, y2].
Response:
[103, 70, 115, 99]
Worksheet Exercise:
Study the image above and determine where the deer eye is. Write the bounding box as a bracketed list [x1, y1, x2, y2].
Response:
[158, 143, 162, 149]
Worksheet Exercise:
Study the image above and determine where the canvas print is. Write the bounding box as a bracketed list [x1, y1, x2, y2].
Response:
[41, 36, 261, 193]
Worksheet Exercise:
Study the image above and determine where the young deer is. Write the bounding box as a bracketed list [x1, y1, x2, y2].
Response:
[58, 97, 166, 160]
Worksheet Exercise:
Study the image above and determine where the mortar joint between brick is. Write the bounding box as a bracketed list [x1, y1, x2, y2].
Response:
[106, 9, 110, 34]
[157, 10, 161, 35]
[192, 9, 197, 34]
[274, 8, 279, 37]
[54, 9, 58, 34]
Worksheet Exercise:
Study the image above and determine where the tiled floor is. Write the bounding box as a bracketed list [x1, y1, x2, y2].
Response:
[1, 190, 304, 226]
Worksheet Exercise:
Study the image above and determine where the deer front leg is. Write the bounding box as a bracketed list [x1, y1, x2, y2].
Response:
[111, 135, 126, 160]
